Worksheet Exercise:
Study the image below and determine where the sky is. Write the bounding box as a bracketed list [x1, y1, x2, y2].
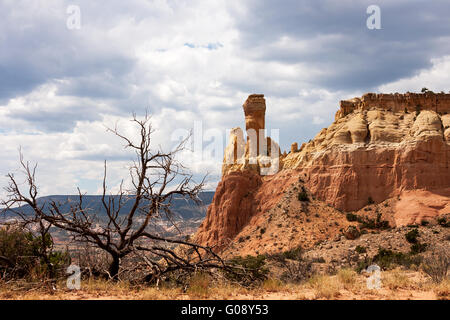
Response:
[1, 0, 450, 196]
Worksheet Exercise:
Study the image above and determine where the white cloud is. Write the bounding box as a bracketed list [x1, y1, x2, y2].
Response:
[378, 55, 450, 93]
[1, 0, 450, 197]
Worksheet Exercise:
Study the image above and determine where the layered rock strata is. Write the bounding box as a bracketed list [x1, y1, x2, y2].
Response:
[195, 92, 450, 250]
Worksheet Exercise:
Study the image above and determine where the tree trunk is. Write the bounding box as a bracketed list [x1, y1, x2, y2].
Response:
[108, 255, 120, 280]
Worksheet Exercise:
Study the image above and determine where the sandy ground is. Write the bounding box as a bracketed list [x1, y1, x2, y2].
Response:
[1, 270, 448, 300]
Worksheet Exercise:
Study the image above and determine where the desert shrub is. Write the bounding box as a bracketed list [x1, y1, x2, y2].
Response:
[355, 245, 367, 254]
[343, 226, 360, 240]
[186, 273, 211, 298]
[270, 248, 313, 283]
[262, 278, 284, 292]
[384, 269, 412, 290]
[357, 248, 422, 272]
[415, 104, 422, 116]
[0, 226, 69, 279]
[280, 259, 313, 284]
[269, 246, 303, 263]
[405, 229, 419, 244]
[410, 242, 427, 254]
[225, 255, 268, 286]
[367, 197, 375, 205]
[421, 220, 429, 226]
[355, 213, 390, 230]
[437, 217, 450, 228]
[281, 246, 303, 261]
[311, 257, 326, 263]
[421, 246, 449, 283]
[433, 278, 450, 298]
[346, 213, 358, 222]
[376, 248, 422, 270]
[297, 186, 309, 202]
[308, 275, 340, 299]
[337, 268, 357, 290]
[0, 226, 36, 277]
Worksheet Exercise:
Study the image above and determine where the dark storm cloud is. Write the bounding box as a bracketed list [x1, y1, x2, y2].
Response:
[8, 105, 102, 132]
[231, 0, 450, 91]
[0, 1, 135, 120]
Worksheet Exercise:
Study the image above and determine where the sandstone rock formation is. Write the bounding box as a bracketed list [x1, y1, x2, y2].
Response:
[222, 94, 280, 176]
[195, 92, 450, 252]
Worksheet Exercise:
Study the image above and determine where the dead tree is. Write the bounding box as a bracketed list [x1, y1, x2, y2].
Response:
[2, 114, 226, 280]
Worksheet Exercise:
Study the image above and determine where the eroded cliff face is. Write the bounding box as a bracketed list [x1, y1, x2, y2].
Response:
[283, 93, 450, 211]
[195, 92, 450, 251]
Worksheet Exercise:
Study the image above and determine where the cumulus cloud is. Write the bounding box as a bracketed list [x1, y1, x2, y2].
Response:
[1, 0, 449, 195]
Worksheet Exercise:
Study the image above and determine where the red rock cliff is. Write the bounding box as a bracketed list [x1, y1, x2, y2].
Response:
[195, 93, 450, 250]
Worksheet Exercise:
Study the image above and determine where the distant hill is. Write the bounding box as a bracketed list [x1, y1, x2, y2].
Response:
[2, 192, 214, 220]
[1, 192, 214, 242]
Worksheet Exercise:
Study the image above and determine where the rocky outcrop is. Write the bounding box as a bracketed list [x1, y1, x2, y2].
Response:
[282, 94, 450, 211]
[195, 92, 450, 251]
[222, 94, 280, 176]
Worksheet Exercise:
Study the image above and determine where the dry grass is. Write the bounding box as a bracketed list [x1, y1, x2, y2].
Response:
[140, 287, 182, 300]
[337, 268, 358, 291]
[307, 275, 340, 299]
[261, 278, 285, 292]
[383, 269, 413, 290]
[433, 278, 450, 300]
[186, 273, 211, 298]
[208, 282, 251, 299]
[0, 269, 447, 300]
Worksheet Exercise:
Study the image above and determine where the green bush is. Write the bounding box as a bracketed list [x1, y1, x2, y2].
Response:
[357, 248, 423, 272]
[405, 229, 419, 244]
[355, 245, 367, 254]
[297, 186, 309, 202]
[437, 217, 450, 228]
[268, 246, 303, 262]
[226, 255, 268, 286]
[282, 247, 303, 261]
[415, 104, 422, 116]
[421, 246, 449, 283]
[357, 214, 390, 230]
[346, 213, 358, 222]
[421, 220, 429, 226]
[0, 226, 70, 279]
[410, 242, 427, 254]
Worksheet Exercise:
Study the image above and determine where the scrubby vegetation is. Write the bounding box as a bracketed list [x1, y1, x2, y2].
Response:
[297, 186, 310, 202]
[405, 229, 420, 243]
[437, 217, 450, 228]
[357, 248, 423, 272]
[421, 246, 449, 283]
[0, 225, 70, 281]
[225, 255, 269, 286]
[345, 212, 389, 230]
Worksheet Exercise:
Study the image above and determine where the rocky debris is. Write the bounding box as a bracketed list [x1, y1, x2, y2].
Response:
[304, 225, 450, 271]
[343, 226, 360, 240]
